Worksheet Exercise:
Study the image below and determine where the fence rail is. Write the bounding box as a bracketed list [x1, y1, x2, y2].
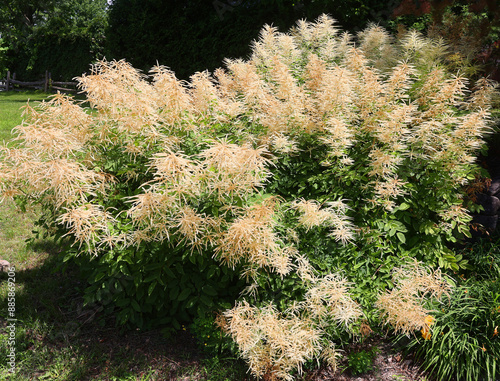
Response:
[0, 71, 78, 93]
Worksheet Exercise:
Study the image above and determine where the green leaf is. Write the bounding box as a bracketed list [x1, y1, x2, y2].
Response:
[206, 266, 217, 279]
[136, 285, 145, 300]
[396, 232, 406, 244]
[186, 296, 197, 309]
[178, 288, 191, 301]
[169, 286, 179, 300]
[119, 263, 131, 276]
[148, 282, 156, 296]
[188, 254, 197, 265]
[131, 299, 141, 312]
[93, 272, 105, 283]
[115, 298, 130, 307]
[144, 273, 159, 283]
[398, 202, 410, 211]
[171, 318, 181, 330]
[165, 268, 176, 279]
[145, 263, 163, 271]
[134, 274, 143, 288]
[202, 284, 217, 296]
[199, 294, 214, 307]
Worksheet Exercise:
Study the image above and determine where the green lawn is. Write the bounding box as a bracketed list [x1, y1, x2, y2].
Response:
[0, 91, 51, 267]
[0, 91, 49, 143]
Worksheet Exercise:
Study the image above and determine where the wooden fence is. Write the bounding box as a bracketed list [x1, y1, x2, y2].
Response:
[0, 71, 78, 93]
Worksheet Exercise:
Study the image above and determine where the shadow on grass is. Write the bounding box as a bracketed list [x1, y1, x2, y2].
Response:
[0, 241, 252, 381]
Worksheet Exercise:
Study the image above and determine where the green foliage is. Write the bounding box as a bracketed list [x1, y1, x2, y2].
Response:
[402, 280, 500, 381]
[389, 0, 500, 80]
[0, 38, 8, 77]
[106, 0, 393, 80]
[347, 347, 379, 376]
[396, 234, 500, 381]
[65, 241, 245, 335]
[461, 234, 500, 280]
[1, 15, 497, 380]
[0, 0, 108, 80]
[190, 314, 238, 355]
[107, 0, 261, 80]
[265, 119, 475, 321]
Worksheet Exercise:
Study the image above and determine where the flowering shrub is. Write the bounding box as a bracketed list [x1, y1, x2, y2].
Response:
[0, 15, 497, 380]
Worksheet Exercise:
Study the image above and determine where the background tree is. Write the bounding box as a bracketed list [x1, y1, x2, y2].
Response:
[391, 0, 499, 80]
[106, 0, 389, 80]
[0, 0, 108, 80]
[106, 0, 500, 81]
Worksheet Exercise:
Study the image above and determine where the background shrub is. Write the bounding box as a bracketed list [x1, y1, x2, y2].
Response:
[0, 0, 108, 81]
[105, 0, 396, 80]
[390, 0, 500, 81]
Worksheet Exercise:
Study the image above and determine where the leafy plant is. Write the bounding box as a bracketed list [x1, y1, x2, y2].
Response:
[400, 280, 500, 381]
[347, 347, 379, 376]
[190, 314, 238, 355]
[0, 14, 497, 381]
[460, 233, 500, 280]
[0, 0, 108, 81]
[394, 232, 500, 381]
[68, 241, 245, 333]
[389, 0, 500, 81]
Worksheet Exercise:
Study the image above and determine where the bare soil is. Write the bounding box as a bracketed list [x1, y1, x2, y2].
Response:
[306, 336, 427, 381]
[76, 320, 428, 381]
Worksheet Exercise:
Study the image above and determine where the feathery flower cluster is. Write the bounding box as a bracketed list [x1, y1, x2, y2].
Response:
[0, 94, 108, 208]
[376, 261, 452, 336]
[304, 273, 363, 327]
[224, 269, 361, 380]
[292, 199, 355, 244]
[199, 140, 272, 200]
[215, 198, 282, 271]
[57, 204, 118, 253]
[224, 302, 322, 381]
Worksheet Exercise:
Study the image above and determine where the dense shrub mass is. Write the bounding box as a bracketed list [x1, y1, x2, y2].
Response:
[1, 15, 498, 380]
[105, 0, 391, 80]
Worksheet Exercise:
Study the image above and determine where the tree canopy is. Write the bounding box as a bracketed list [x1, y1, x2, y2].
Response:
[105, 0, 388, 80]
[1, 0, 498, 81]
[0, 0, 108, 80]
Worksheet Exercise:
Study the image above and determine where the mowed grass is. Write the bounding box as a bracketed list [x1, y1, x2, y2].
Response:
[0, 91, 251, 381]
[0, 91, 50, 267]
[0, 91, 48, 143]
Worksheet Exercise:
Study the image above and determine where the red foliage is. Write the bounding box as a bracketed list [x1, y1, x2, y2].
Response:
[477, 40, 500, 81]
[392, 0, 432, 17]
[392, 0, 498, 21]
[391, 0, 500, 80]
